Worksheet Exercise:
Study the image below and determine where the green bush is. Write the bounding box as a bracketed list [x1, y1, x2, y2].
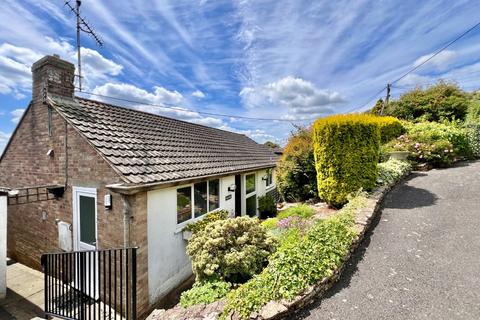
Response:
[258, 194, 277, 219]
[384, 121, 473, 166]
[277, 204, 315, 220]
[183, 210, 229, 234]
[312, 114, 381, 207]
[186, 217, 277, 283]
[221, 194, 366, 319]
[180, 279, 232, 307]
[261, 217, 279, 230]
[382, 81, 469, 122]
[372, 116, 405, 143]
[466, 97, 480, 124]
[405, 121, 471, 157]
[377, 159, 412, 185]
[276, 126, 317, 202]
[466, 124, 480, 158]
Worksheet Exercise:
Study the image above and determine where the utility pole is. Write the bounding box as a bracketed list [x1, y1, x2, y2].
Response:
[380, 83, 391, 115]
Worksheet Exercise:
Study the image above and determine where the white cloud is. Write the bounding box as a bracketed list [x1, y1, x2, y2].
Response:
[413, 50, 457, 71]
[192, 90, 206, 98]
[0, 40, 123, 97]
[240, 76, 344, 120]
[92, 82, 225, 125]
[0, 131, 11, 155]
[10, 108, 25, 123]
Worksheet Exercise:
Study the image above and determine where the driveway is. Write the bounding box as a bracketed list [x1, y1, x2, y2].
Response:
[295, 161, 480, 320]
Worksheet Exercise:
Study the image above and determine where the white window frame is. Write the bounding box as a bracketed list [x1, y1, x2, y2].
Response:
[244, 173, 257, 217]
[176, 178, 221, 226]
[265, 169, 274, 189]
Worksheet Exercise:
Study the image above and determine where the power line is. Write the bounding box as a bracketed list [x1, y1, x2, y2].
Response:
[391, 20, 480, 85]
[347, 19, 480, 113]
[344, 85, 387, 113]
[75, 90, 316, 122]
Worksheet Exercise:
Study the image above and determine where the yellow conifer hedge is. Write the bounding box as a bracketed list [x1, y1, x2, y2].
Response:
[312, 114, 382, 207]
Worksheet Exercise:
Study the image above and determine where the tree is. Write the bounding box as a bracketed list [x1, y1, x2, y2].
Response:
[276, 126, 317, 202]
[264, 141, 280, 149]
[382, 81, 469, 122]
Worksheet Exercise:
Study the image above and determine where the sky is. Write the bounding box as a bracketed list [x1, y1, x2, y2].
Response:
[1, 0, 480, 153]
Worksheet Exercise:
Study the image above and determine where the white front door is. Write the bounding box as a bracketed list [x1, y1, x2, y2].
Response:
[72, 187, 99, 299]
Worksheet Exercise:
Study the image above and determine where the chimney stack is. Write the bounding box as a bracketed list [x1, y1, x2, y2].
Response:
[31, 55, 75, 104]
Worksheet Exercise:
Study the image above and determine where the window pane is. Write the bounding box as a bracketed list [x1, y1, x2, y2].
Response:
[177, 187, 192, 224]
[194, 182, 208, 218]
[246, 174, 256, 194]
[209, 179, 219, 211]
[246, 195, 257, 217]
[79, 195, 96, 245]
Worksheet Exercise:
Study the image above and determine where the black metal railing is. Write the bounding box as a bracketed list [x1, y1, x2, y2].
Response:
[41, 247, 137, 320]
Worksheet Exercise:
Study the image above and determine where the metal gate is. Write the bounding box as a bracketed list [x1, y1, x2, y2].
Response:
[41, 247, 137, 320]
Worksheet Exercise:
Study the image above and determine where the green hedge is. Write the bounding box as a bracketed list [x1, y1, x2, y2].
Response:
[312, 114, 381, 207]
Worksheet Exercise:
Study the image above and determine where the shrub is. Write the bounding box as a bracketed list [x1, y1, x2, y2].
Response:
[466, 97, 480, 124]
[466, 124, 480, 158]
[277, 204, 315, 220]
[221, 194, 366, 319]
[405, 121, 471, 157]
[382, 81, 469, 121]
[371, 116, 405, 143]
[180, 279, 232, 307]
[276, 126, 317, 202]
[384, 121, 473, 166]
[377, 159, 412, 185]
[312, 114, 381, 207]
[258, 194, 277, 219]
[186, 217, 277, 283]
[183, 210, 229, 234]
[261, 217, 279, 230]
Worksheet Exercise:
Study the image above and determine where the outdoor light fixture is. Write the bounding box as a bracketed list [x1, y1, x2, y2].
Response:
[228, 184, 237, 192]
[8, 189, 19, 196]
[46, 149, 54, 157]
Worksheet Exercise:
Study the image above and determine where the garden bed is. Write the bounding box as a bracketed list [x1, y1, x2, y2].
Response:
[147, 165, 411, 320]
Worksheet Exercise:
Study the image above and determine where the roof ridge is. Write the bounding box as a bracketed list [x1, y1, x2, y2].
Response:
[75, 95, 255, 140]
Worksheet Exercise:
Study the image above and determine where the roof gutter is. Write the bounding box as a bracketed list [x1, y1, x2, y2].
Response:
[106, 164, 277, 195]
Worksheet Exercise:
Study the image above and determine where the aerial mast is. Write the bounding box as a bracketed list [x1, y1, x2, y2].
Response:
[64, 0, 103, 91]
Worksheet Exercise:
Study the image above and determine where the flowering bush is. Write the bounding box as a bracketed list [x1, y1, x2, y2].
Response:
[466, 124, 480, 158]
[385, 134, 455, 167]
[186, 217, 277, 283]
[377, 159, 412, 185]
[221, 194, 366, 319]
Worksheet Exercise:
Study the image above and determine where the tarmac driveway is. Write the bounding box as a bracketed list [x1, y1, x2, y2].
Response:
[294, 161, 480, 320]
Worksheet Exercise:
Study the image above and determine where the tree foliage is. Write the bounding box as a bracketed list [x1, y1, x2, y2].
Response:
[276, 126, 317, 202]
[381, 81, 469, 122]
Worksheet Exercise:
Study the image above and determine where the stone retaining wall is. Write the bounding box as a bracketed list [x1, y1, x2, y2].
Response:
[148, 175, 407, 320]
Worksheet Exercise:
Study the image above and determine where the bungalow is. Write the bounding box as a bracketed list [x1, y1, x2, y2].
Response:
[0, 55, 278, 317]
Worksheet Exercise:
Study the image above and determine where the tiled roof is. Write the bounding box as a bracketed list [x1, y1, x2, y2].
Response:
[49, 95, 278, 185]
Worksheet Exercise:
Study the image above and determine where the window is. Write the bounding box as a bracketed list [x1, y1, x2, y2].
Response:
[177, 187, 192, 224]
[246, 174, 256, 194]
[209, 179, 220, 211]
[177, 178, 221, 224]
[194, 182, 207, 218]
[266, 170, 274, 187]
[245, 173, 257, 217]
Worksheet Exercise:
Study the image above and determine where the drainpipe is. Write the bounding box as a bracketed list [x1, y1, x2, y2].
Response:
[121, 194, 133, 247]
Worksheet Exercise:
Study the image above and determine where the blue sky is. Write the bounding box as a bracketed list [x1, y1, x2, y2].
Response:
[1, 0, 480, 152]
